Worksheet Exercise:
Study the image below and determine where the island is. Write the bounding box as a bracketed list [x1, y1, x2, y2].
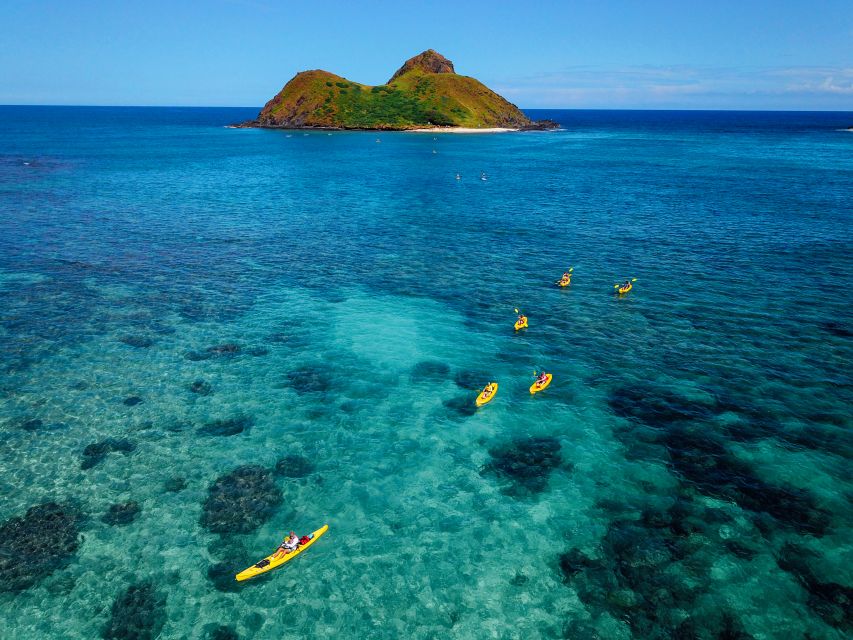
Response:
[235, 50, 557, 131]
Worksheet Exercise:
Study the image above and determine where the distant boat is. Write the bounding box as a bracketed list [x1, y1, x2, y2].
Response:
[455, 174, 461, 180]
[481, 172, 487, 181]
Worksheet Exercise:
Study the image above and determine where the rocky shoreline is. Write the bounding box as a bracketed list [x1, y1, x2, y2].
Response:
[228, 118, 560, 132]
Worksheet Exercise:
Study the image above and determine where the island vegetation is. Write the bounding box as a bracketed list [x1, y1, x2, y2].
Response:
[237, 50, 555, 131]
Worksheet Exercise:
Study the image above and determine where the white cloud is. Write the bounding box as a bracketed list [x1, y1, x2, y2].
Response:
[497, 65, 853, 109]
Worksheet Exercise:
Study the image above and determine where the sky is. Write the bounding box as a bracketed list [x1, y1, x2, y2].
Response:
[1, 0, 851, 109]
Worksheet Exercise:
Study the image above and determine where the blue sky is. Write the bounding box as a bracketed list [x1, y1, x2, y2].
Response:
[1, 0, 851, 109]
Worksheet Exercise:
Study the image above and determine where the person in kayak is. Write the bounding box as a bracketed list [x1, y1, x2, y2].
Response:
[535, 371, 549, 387]
[622, 280, 631, 290]
[481, 383, 494, 399]
[517, 313, 527, 325]
[562, 272, 572, 282]
[273, 532, 300, 558]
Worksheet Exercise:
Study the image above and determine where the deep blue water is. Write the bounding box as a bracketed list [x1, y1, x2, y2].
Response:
[0, 106, 851, 639]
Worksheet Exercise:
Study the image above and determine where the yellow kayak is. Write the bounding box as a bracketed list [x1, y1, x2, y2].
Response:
[617, 283, 632, 294]
[558, 280, 571, 287]
[514, 317, 528, 331]
[530, 374, 552, 394]
[476, 383, 498, 407]
[235, 524, 328, 582]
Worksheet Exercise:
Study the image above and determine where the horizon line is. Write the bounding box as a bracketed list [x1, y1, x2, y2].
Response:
[1, 104, 852, 113]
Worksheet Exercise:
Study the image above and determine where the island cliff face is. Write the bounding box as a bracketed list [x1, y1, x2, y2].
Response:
[241, 50, 552, 130]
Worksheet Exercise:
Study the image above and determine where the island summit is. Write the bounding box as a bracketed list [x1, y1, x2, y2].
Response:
[237, 50, 555, 131]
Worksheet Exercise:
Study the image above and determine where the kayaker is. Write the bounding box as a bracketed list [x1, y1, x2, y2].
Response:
[273, 531, 300, 558]
[481, 384, 494, 399]
[562, 272, 571, 281]
[622, 280, 631, 289]
[535, 372, 549, 387]
[517, 313, 527, 324]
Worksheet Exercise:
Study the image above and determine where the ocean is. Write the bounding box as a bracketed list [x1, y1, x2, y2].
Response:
[0, 106, 851, 639]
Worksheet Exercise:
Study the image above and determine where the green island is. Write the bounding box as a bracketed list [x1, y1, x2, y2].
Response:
[237, 49, 555, 131]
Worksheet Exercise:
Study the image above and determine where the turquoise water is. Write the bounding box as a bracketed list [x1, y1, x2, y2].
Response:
[0, 106, 851, 639]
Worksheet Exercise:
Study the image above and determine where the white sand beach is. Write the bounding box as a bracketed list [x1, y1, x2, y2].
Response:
[408, 127, 518, 133]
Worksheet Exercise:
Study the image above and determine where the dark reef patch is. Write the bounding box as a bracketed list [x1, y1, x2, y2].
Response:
[190, 380, 213, 395]
[207, 624, 240, 640]
[102, 582, 166, 640]
[410, 360, 451, 383]
[559, 495, 762, 638]
[661, 426, 830, 536]
[208, 561, 243, 593]
[608, 383, 832, 536]
[12, 417, 68, 432]
[102, 501, 141, 526]
[123, 396, 143, 407]
[82, 438, 136, 470]
[453, 369, 491, 390]
[201, 465, 282, 534]
[118, 335, 154, 348]
[0, 502, 82, 592]
[442, 394, 478, 418]
[18, 417, 44, 431]
[164, 476, 187, 492]
[286, 366, 330, 394]
[777, 542, 853, 632]
[274, 454, 315, 478]
[558, 548, 598, 580]
[481, 437, 563, 495]
[198, 415, 253, 437]
[205, 344, 242, 358]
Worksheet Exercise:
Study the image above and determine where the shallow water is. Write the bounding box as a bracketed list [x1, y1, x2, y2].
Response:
[1, 106, 851, 639]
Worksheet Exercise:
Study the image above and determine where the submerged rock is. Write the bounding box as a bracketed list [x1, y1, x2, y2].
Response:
[207, 562, 242, 593]
[453, 369, 491, 390]
[11, 417, 68, 432]
[198, 415, 253, 437]
[17, 417, 44, 431]
[207, 625, 240, 640]
[558, 549, 598, 580]
[102, 581, 166, 640]
[201, 465, 282, 534]
[102, 502, 141, 526]
[0, 502, 82, 592]
[608, 383, 832, 536]
[777, 542, 853, 632]
[286, 366, 330, 394]
[123, 396, 143, 407]
[481, 437, 563, 495]
[442, 395, 478, 418]
[274, 454, 315, 478]
[163, 476, 187, 493]
[206, 343, 241, 356]
[118, 335, 154, 348]
[189, 380, 213, 395]
[81, 438, 135, 470]
[410, 360, 451, 383]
